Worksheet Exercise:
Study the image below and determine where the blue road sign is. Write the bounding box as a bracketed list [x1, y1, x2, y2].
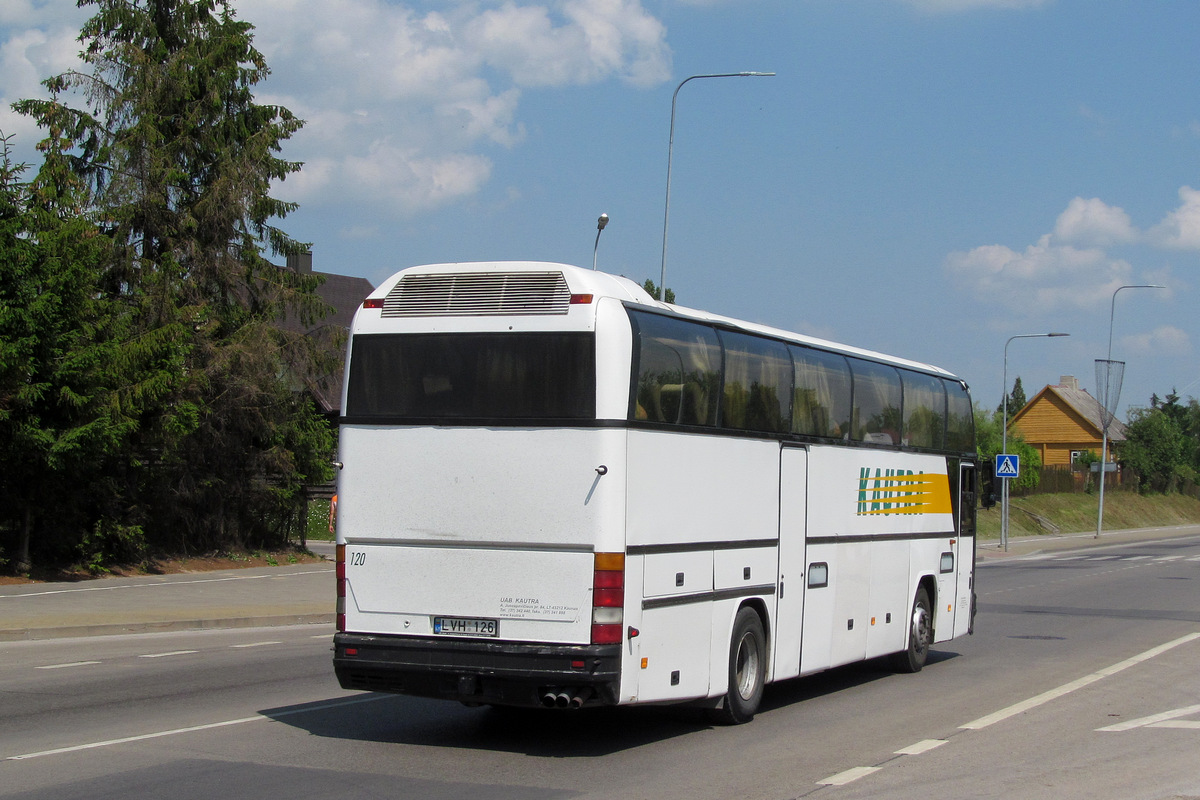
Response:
[995, 454, 1020, 479]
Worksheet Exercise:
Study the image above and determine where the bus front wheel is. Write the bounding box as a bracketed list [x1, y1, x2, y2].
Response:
[711, 607, 766, 725]
[892, 586, 932, 674]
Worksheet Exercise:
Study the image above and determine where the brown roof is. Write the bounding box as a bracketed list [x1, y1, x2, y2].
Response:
[277, 258, 374, 415]
[1012, 384, 1127, 443]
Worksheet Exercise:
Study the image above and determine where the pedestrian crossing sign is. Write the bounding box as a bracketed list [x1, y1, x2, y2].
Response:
[995, 454, 1020, 479]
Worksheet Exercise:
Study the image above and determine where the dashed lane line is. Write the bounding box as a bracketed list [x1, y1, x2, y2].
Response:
[815, 632, 1200, 789]
[5, 694, 388, 761]
[817, 766, 882, 786]
[893, 739, 948, 756]
[139, 651, 199, 659]
[35, 661, 100, 670]
[960, 632, 1200, 730]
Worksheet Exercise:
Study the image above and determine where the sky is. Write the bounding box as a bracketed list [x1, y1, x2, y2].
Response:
[2, 0, 1199, 421]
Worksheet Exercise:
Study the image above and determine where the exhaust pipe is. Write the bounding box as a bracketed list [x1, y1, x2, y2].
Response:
[540, 692, 558, 708]
[569, 687, 594, 709]
[554, 692, 572, 708]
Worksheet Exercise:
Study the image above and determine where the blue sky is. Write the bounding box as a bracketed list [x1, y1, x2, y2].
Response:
[2, 0, 1199, 420]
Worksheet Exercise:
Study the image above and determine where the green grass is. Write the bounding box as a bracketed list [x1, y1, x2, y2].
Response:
[305, 498, 336, 542]
[976, 491, 1200, 540]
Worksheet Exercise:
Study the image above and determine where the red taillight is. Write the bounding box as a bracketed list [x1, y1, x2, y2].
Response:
[569, 293, 594, 304]
[336, 544, 347, 632]
[362, 298, 384, 309]
[591, 552, 625, 644]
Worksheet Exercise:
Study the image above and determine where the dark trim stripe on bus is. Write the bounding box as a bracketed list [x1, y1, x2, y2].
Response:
[805, 530, 967, 546]
[642, 584, 778, 611]
[627, 539, 778, 556]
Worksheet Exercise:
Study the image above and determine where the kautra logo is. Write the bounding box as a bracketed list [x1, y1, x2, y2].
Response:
[856, 468, 953, 516]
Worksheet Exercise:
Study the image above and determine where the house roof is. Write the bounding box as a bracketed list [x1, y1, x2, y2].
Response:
[277, 256, 374, 415]
[1011, 383, 1127, 443]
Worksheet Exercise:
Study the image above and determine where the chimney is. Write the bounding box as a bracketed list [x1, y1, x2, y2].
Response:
[1058, 375, 1079, 391]
[287, 251, 313, 274]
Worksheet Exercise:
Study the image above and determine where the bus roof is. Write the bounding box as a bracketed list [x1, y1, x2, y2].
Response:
[364, 261, 964, 384]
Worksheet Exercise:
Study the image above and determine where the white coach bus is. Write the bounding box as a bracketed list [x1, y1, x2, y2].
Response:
[333, 261, 978, 723]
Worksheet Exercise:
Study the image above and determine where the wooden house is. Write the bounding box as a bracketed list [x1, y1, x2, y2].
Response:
[1009, 376, 1126, 467]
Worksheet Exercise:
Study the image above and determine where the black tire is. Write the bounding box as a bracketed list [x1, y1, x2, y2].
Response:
[891, 586, 932, 674]
[710, 607, 766, 725]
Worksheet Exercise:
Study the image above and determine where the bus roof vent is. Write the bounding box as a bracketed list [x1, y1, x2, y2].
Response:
[382, 271, 572, 317]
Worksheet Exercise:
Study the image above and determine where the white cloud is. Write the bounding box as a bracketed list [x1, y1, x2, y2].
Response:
[1148, 186, 1200, 250]
[249, 0, 669, 216]
[2, 0, 671, 217]
[0, 18, 86, 152]
[946, 233, 1134, 313]
[1053, 197, 1137, 247]
[1121, 325, 1191, 357]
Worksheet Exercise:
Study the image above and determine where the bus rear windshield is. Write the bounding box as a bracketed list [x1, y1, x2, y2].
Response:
[344, 332, 596, 423]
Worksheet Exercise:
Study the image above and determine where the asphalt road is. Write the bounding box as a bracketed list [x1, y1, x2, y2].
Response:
[3, 533, 1200, 800]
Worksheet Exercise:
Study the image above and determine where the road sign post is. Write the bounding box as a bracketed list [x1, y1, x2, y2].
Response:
[996, 454, 1020, 551]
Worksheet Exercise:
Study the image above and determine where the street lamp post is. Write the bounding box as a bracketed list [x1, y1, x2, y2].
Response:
[592, 213, 609, 271]
[1002, 333, 1069, 551]
[658, 71, 774, 301]
[1095, 284, 1166, 539]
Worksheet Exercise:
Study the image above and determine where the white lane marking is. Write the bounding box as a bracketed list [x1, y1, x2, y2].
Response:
[1, 568, 333, 599]
[1098, 703, 1200, 732]
[1154, 555, 1185, 562]
[139, 651, 199, 659]
[961, 632, 1200, 731]
[894, 739, 947, 756]
[817, 766, 881, 786]
[230, 641, 282, 649]
[5, 694, 387, 761]
[36, 661, 100, 670]
[1151, 720, 1200, 729]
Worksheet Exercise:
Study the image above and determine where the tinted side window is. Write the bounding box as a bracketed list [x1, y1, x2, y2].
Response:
[901, 371, 947, 449]
[945, 379, 975, 453]
[630, 311, 721, 426]
[791, 346, 851, 439]
[849, 359, 902, 444]
[719, 331, 792, 433]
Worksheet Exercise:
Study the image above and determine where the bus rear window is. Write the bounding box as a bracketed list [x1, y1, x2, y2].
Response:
[345, 333, 596, 422]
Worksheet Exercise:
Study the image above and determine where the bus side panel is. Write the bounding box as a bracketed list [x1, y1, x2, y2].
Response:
[625, 431, 781, 704]
[625, 432, 780, 549]
[805, 447, 958, 668]
[799, 541, 836, 675]
[865, 540, 913, 660]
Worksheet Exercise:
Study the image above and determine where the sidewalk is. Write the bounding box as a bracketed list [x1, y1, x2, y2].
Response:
[2, 527, 1199, 642]
[0, 562, 335, 642]
[976, 523, 1200, 560]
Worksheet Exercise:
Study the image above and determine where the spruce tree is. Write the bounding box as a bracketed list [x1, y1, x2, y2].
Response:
[13, 0, 335, 561]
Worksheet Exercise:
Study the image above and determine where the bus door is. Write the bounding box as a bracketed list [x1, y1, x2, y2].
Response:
[955, 461, 978, 637]
[773, 444, 808, 681]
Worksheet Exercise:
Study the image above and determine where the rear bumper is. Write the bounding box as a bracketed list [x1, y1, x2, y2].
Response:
[333, 632, 622, 708]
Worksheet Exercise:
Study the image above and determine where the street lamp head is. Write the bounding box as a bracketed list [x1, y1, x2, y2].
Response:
[738, 71, 776, 77]
[1048, 332, 1069, 337]
[596, 213, 609, 232]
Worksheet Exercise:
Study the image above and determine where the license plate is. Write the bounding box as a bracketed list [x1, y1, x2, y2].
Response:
[432, 616, 498, 637]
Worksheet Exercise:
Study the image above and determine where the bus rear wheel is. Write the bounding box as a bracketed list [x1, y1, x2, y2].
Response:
[711, 607, 766, 725]
[892, 586, 932, 673]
